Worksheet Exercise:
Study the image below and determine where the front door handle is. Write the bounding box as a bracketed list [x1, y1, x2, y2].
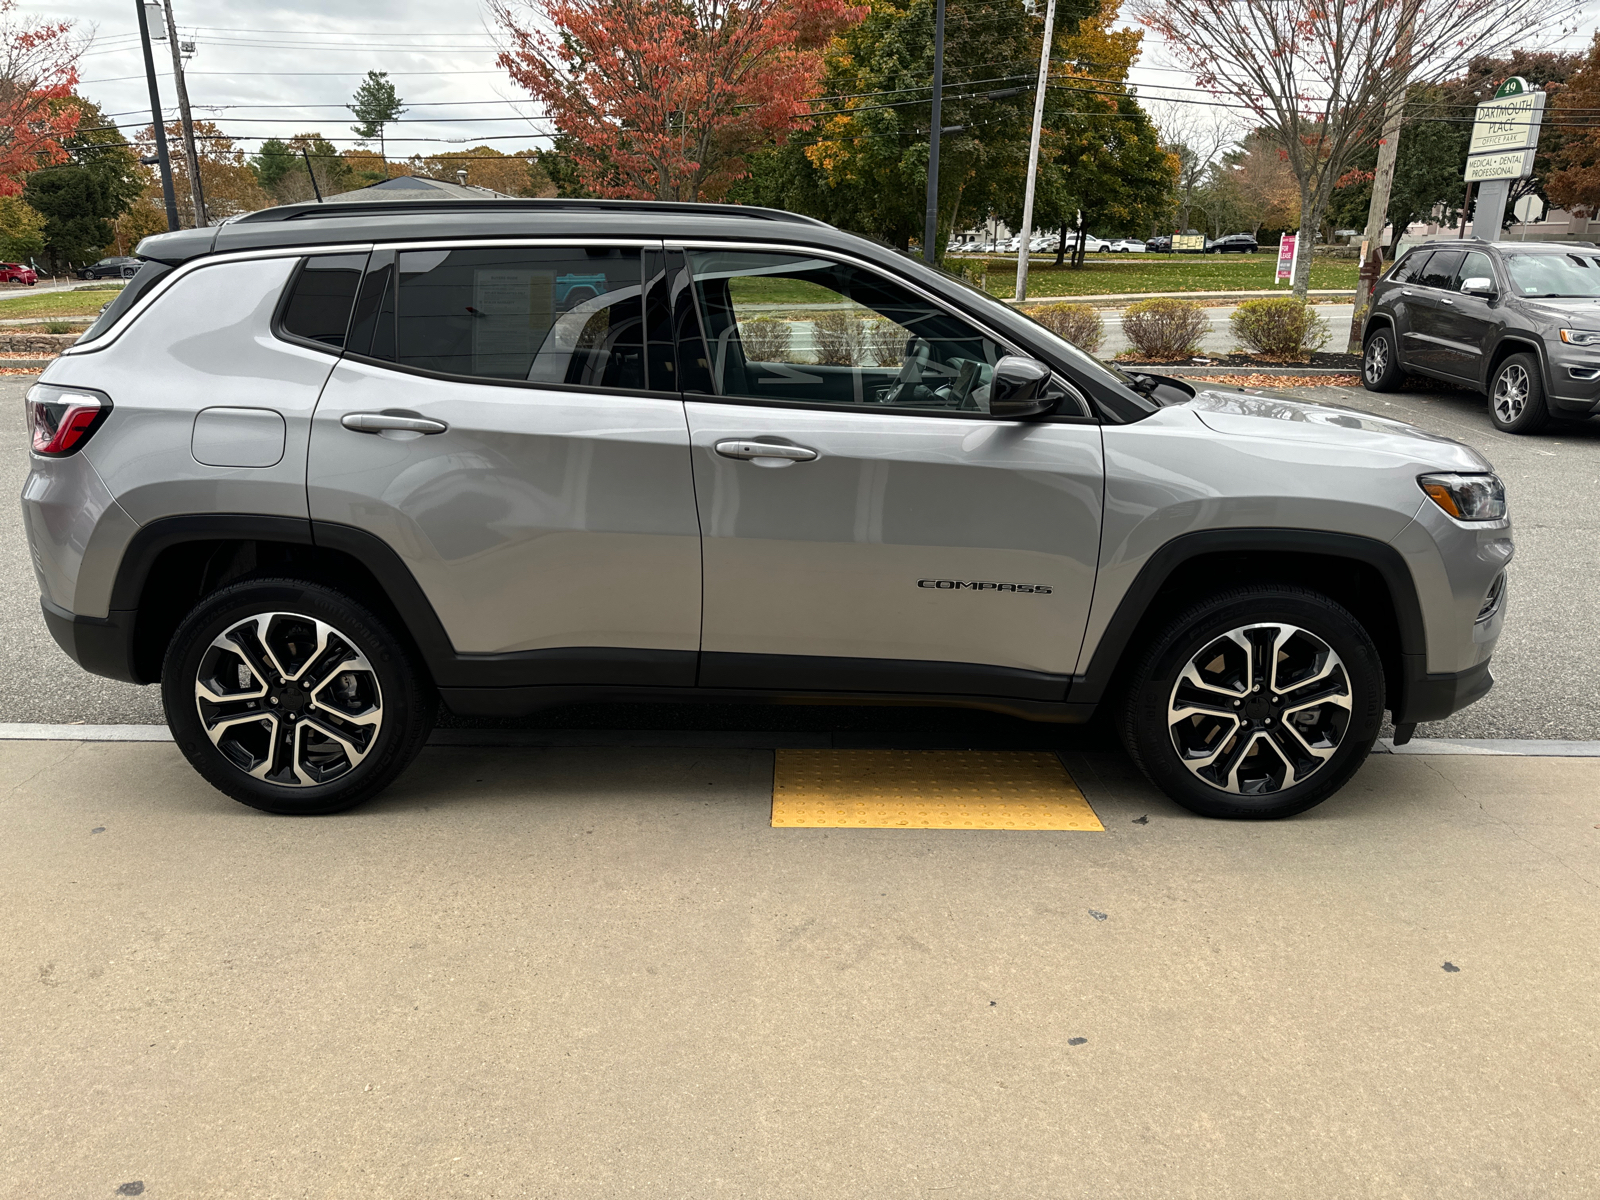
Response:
[714, 439, 819, 462]
[1441, 297, 1455, 306]
[342, 411, 449, 435]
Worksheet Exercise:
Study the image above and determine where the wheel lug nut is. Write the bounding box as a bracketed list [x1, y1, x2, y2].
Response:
[269, 697, 278, 706]
[1233, 699, 1241, 707]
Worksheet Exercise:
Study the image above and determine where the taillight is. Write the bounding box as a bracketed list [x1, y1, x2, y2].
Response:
[27, 384, 112, 457]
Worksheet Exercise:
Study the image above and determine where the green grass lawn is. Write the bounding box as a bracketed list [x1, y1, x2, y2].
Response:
[0, 285, 122, 320]
[955, 253, 1359, 298]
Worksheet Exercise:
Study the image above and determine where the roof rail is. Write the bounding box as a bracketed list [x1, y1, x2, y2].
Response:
[233, 197, 831, 228]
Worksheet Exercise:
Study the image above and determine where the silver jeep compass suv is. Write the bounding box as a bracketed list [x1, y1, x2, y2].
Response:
[23, 199, 1511, 819]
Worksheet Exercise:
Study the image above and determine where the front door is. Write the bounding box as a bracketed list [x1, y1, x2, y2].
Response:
[1403, 248, 1464, 374]
[307, 241, 702, 686]
[676, 247, 1105, 700]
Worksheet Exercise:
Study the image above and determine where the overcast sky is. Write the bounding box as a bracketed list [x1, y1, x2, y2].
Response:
[18, 0, 1600, 165]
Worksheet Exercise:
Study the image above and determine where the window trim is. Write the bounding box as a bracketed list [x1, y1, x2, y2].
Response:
[271, 251, 371, 356]
[670, 239, 1096, 423]
[336, 237, 679, 401]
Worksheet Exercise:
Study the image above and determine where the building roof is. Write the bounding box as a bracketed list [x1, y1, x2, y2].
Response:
[323, 174, 511, 203]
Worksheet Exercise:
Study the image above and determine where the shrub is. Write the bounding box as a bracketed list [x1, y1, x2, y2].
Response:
[741, 315, 793, 362]
[1229, 297, 1330, 361]
[1121, 297, 1209, 359]
[960, 260, 987, 292]
[812, 309, 864, 365]
[1029, 302, 1105, 354]
[865, 318, 907, 366]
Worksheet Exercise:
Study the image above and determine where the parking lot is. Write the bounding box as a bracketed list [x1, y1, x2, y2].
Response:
[2, 374, 1597, 1197]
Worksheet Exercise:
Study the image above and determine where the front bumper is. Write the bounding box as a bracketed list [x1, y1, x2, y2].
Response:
[1395, 655, 1493, 724]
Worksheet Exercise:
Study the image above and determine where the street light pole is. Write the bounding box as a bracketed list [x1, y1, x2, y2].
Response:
[922, 0, 945, 266]
[1014, 0, 1057, 301]
[161, 0, 207, 227]
[135, 0, 179, 231]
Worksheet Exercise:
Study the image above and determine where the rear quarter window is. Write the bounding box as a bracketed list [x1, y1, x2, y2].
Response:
[278, 253, 368, 349]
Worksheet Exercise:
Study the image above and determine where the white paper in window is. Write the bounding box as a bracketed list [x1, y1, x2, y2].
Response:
[473, 268, 554, 375]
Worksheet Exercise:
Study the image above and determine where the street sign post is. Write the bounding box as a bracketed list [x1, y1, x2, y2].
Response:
[1467, 78, 1545, 238]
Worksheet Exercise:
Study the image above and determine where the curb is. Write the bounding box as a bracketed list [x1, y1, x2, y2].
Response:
[2, 723, 1596, 756]
[1141, 365, 1360, 378]
[1009, 290, 1357, 308]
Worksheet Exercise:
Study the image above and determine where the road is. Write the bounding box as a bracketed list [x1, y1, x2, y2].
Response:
[0, 738, 1596, 1198]
[2, 375, 1596, 739]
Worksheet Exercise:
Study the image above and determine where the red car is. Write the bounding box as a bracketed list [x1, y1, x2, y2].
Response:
[0, 263, 38, 285]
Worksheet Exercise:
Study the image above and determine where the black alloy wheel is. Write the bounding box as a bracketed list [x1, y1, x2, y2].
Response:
[163, 578, 436, 814]
[1121, 586, 1384, 820]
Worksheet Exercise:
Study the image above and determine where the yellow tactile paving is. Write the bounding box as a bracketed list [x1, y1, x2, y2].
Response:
[771, 749, 1103, 831]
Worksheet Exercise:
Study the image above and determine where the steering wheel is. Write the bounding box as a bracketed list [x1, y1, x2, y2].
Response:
[882, 337, 931, 405]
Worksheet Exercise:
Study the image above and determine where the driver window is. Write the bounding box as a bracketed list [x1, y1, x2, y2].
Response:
[687, 250, 1005, 413]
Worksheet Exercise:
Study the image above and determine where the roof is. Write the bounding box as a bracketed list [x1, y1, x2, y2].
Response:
[135, 198, 835, 267]
[323, 174, 510, 203]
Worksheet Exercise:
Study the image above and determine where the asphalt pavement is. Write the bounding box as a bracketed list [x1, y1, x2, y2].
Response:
[2, 374, 1595, 739]
[1, 738, 1596, 1198]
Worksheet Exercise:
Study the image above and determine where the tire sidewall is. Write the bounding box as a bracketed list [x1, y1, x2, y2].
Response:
[1488, 352, 1549, 434]
[1125, 591, 1385, 819]
[1362, 326, 1403, 392]
[163, 580, 432, 814]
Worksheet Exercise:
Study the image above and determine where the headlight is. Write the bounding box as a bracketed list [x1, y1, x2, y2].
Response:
[1559, 329, 1600, 345]
[1418, 473, 1506, 521]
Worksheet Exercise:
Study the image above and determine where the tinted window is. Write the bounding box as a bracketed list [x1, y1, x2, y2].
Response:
[1418, 250, 1463, 290]
[689, 250, 1006, 414]
[1454, 251, 1495, 292]
[369, 246, 648, 388]
[280, 253, 366, 348]
[1386, 250, 1429, 284]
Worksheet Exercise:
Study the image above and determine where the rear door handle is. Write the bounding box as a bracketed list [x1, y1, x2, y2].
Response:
[342, 411, 449, 435]
[1441, 297, 1455, 306]
[714, 440, 818, 462]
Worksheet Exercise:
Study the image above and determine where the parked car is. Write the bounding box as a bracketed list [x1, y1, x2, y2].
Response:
[1206, 233, 1260, 254]
[77, 256, 141, 280]
[1146, 235, 1173, 252]
[1362, 237, 1600, 434]
[1108, 239, 1147, 253]
[0, 262, 38, 284]
[27, 198, 1508, 820]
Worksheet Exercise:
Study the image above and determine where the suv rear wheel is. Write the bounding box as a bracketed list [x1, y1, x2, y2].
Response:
[1488, 352, 1551, 434]
[163, 579, 436, 815]
[1121, 586, 1385, 819]
[1361, 326, 1406, 392]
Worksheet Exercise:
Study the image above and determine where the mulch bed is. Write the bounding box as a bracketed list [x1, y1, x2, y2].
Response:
[1189, 373, 1363, 389]
[1117, 351, 1364, 370]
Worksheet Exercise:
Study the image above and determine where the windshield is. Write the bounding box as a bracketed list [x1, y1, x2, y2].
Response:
[1504, 251, 1600, 297]
[917, 257, 1137, 390]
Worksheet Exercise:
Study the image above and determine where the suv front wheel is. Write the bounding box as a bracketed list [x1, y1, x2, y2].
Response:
[163, 579, 436, 814]
[1121, 586, 1385, 819]
[1488, 352, 1551, 434]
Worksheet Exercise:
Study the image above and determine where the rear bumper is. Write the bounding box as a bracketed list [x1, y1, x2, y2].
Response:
[1395, 656, 1493, 724]
[40, 598, 142, 684]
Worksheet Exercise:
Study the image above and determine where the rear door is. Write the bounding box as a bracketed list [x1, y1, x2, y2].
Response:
[307, 241, 702, 685]
[1403, 248, 1464, 373]
[676, 245, 1105, 701]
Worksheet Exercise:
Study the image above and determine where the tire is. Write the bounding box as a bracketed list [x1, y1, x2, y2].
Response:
[162, 578, 437, 815]
[1120, 585, 1385, 820]
[1488, 351, 1551, 434]
[1361, 325, 1406, 392]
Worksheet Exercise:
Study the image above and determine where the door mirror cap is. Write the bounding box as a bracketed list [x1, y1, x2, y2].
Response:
[989, 355, 1060, 418]
[1461, 277, 1497, 298]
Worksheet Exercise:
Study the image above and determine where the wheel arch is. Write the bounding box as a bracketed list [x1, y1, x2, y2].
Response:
[1074, 529, 1425, 720]
[110, 516, 457, 686]
[1484, 335, 1545, 393]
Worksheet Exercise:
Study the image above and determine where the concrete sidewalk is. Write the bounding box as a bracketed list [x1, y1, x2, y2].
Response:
[2, 740, 1595, 1198]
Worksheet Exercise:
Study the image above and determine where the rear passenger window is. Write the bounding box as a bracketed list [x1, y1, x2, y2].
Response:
[280, 254, 366, 348]
[1418, 250, 1463, 290]
[362, 246, 649, 389]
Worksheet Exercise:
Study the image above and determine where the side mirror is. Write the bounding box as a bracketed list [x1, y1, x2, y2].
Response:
[1461, 277, 1497, 298]
[989, 355, 1060, 418]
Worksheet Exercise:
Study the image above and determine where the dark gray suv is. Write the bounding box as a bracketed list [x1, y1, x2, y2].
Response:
[1361, 238, 1600, 433]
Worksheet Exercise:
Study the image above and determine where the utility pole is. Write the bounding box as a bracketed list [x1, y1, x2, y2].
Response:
[161, 0, 207, 227]
[135, 0, 179, 231]
[1014, 0, 1057, 300]
[1347, 0, 1418, 353]
[922, 0, 946, 266]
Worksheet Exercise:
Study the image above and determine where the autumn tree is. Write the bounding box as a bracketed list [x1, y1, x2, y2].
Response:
[138, 122, 269, 222]
[250, 134, 350, 204]
[1131, 0, 1586, 296]
[0, 194, 45, 260]
[1208, 132, 1299, 240]
[23, 98, 142, 269]
[1155, 106, 1235, 234]
[415, 146, 555, 195]
[1540, 36, 1600, 218]
[492, 0, 862, 200]
[0, 0, 85, 193]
